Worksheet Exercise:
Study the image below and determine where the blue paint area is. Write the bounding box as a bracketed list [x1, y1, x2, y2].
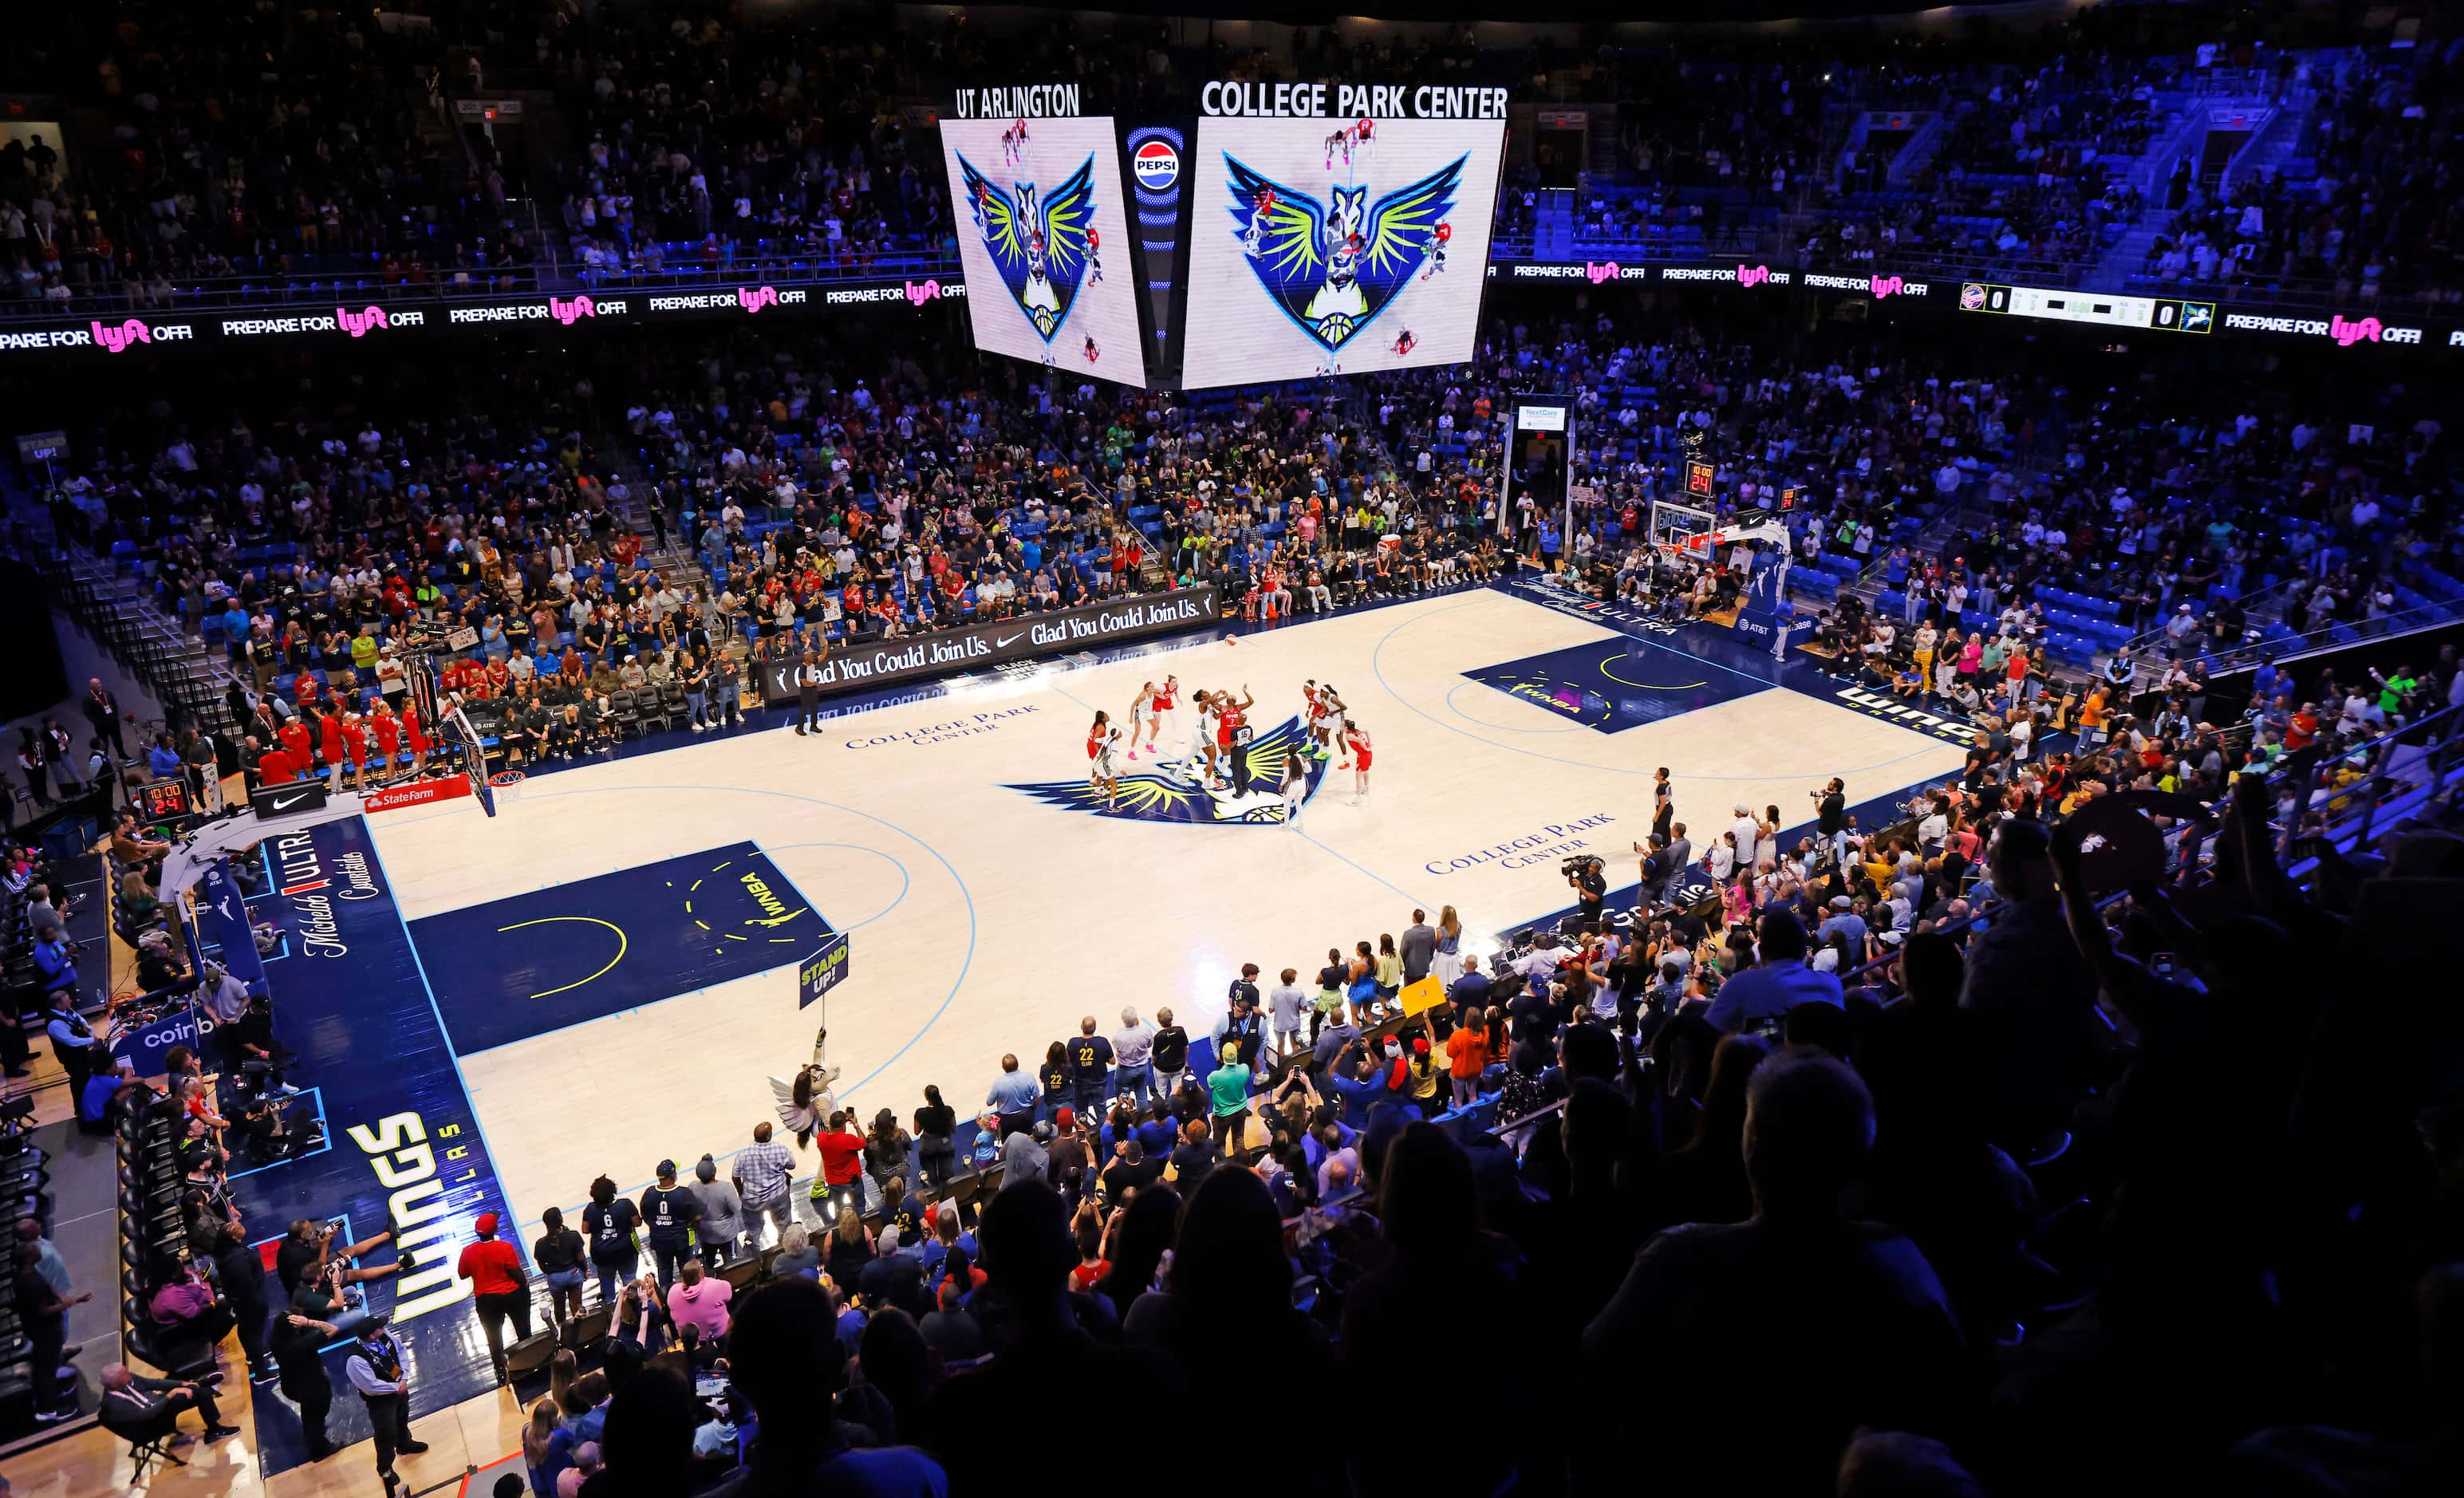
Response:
[408, 842, 826, 1055]
[231, 817, 518, 1476]
[1488, 576, 2008, 747]
[1462, 637, 1768, 733]
[392, 783, 976, 1238]
[1441, 680, 1590, 734]
[1003, 714, 1329, 825]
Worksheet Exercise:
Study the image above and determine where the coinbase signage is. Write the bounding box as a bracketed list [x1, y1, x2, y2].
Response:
[110, 1005, 210, 1079]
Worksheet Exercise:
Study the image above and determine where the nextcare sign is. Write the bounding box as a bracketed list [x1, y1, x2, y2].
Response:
[759, 585, 1220, 704]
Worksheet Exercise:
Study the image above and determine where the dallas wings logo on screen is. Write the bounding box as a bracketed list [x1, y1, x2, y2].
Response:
[1004, 716, 1327, 825]
[958, 152, 1099, 341]
[1224, 153, 1460, 351]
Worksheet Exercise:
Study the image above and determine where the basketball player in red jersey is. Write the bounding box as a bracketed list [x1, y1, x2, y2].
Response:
[1342, 718, 1374, 806]
[1216, 684, 1256, 793]
[1086, 710, 1111, 770]
[1146, 674, 1178, 755]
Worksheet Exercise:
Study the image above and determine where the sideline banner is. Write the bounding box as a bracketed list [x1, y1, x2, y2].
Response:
[110, 1005, 207, 1078]
[760, 585, 1220, 705]
[362, 775, 473, 814]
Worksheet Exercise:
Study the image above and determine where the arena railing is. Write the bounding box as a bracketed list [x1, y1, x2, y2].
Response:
[2191, 598, 2464, 682]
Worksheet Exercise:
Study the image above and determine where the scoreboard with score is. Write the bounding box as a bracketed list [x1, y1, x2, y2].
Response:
[1959, 282, 2216, 337]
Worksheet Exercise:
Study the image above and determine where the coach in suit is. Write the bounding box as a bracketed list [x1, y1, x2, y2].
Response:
[99, 1362, 240, 1444]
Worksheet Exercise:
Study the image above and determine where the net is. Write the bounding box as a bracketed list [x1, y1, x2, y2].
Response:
[447, 708, 497, 818]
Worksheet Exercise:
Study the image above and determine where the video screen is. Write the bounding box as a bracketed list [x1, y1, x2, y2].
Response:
[1181, 116, 1504, 388]
[939, 115, 1148, 387]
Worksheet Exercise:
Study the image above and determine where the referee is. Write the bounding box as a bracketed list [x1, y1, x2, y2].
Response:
[792, 648, 822, 736]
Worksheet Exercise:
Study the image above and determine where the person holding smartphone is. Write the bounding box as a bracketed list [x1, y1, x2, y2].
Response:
[1812, 778, 1848, 865]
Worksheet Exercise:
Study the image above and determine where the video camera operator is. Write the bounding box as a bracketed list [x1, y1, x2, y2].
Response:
[1564, 854, 1607, 925]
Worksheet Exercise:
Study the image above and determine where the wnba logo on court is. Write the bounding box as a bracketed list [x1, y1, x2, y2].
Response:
[741, 873, 790, 918]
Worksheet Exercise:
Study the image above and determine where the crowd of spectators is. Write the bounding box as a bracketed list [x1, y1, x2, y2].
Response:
[1611, 59, 1831, 207]
[41, 270, 2463, 788]
[1, 4, 533, 316]
[2135, 45, 2464, 306]
[430, 687, 2464, 1498]
[3, 6, 2458, 316]
[23, 271, 2464, 1498]
[542, 5, 948, 286]
[1800, 53, 2171, 278]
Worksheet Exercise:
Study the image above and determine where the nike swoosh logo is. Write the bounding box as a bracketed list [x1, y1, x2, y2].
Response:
[995, 633, 1024, 648]
[267, 791, 314, 812]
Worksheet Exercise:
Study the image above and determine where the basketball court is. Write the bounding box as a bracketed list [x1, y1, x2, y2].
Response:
[361, 581, 1965, 1218]
[223, 580, 1971, 1470]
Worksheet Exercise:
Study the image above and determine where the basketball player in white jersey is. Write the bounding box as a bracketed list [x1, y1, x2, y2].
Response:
[1279, 739, 1312, 830]
[1312, 682, 1348, 764]
[1184, 688, 1219, 787]
[1091, 727, 1123, 810]
[1128, 682, 1157, 761]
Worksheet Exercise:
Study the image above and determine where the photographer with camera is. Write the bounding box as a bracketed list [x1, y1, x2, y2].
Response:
[1565, 854, 1607, 925]
[275, 1217, 407, 1336]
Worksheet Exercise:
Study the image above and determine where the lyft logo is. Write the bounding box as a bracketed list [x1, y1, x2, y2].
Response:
[1737, 264, 1772, 288]
[1586, 262, 1621, 286]
[550, 294, 600, 325]
[2332, 315, 2382, 347]
[739, 285, 781, 313]
[1871, 274, 1906, 299]
[93, 318, 152, 353]
[905, 279, 943, 306]
[337, 306, 392, 338]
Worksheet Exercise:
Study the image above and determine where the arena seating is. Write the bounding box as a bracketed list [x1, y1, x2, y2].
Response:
[6, 13, 2459, 317]
[11, 9, 2464, 1491]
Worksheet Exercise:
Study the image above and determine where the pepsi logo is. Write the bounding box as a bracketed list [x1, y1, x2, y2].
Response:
[1131, 140, 1179, 190]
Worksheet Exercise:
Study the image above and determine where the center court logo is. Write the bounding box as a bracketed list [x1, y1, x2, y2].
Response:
[1005, 715, 1327, 825]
